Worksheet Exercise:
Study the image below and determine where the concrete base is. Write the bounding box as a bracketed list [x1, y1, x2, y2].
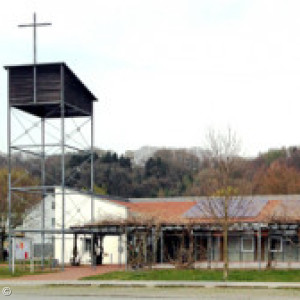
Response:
[2, 280, 300, 289]
[151, 262, 300, 269]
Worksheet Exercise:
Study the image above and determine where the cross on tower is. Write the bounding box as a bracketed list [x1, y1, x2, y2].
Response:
[18, 12, 52, 64]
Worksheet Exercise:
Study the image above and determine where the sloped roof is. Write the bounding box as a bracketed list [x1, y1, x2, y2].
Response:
[264, 200, 300, 223]
[184, 197, 268, 219]
[110, 200, 196, 223]
[129, 201, 196, 220]
[109, 197, 300, 224]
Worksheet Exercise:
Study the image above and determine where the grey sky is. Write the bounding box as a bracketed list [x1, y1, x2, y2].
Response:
[1, 0, 300, 156]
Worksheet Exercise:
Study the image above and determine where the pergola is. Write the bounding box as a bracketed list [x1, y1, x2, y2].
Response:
[70, 218, 300, 269]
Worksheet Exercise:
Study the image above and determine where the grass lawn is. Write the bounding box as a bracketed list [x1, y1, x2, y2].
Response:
[0, 267, 33, 278]
[0, 265, 57, 279]
[0, 259, 55, 266]
[81, 269, 300, 282]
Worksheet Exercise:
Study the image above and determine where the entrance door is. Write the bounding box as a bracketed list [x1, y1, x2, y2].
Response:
[195, 236, 208, 261]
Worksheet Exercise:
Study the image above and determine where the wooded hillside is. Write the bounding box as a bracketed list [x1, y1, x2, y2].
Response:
[2, 146, 300, 198]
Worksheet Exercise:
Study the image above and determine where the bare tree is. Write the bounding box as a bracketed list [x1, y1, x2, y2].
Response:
[0, 167, 40, 261]
[91, 215, 160, 270]
[164, 222, 195, 269]
[198, 127, 246, 280]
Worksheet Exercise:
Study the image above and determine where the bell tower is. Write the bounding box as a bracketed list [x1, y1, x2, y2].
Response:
[5, 14, 97, 271]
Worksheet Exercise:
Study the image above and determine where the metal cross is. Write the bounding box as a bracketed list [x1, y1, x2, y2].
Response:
[18, 12, 52, 64]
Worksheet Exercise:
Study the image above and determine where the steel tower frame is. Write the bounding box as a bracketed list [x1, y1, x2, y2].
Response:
[6, 67, 95, 271]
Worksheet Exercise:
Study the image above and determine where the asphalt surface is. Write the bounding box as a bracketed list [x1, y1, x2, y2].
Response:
[2, 286, 300, 300]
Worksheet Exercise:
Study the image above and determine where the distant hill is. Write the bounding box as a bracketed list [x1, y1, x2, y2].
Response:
[125, 146, 206, 166]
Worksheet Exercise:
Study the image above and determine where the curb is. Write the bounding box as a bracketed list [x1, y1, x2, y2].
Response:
[1, 280, 300, 289]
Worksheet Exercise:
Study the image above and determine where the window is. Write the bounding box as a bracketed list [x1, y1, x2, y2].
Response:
[52, 202, 55, 210]
[269, 236, 282, 252]
[84, 238, 92, 252]
[51, 218, 55, 227]
[242, 236, 254, 252]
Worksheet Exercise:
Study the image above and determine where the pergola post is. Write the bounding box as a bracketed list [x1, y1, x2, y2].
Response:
[144, 232, 147, 264]
[208, 233, 212, 269]
[239, 233, 243, 262]
[99, 235, 103, 265]
[118, 234, 121, 266]
[152, 227, 157, 265]
[194, 235, 197, 262]
[91, 233, 96, 267]
[267, 229, 272, 269]
[125, 227, 128, 271]
[297, 228, 300, 261]
[282, 236, 285, 263]
[160, 228, 164, 263]
[258, 225, 261, 270]
[72, 232, 78, 265]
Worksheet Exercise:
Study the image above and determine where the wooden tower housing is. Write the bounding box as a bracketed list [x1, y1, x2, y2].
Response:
[5, 62, 97, 118]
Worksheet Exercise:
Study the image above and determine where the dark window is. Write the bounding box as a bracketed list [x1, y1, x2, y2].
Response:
[84, 238, 92, 252]
[270, 236, 282, 252]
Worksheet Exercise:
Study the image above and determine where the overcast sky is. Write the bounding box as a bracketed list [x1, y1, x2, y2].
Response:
[1, 0, 300, 157]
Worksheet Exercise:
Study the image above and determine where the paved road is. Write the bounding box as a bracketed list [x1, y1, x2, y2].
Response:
[3, 286, 300, 300]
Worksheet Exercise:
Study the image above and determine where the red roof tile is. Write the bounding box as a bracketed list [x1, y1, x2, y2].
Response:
[110, 200, 196, 222]
[108, 198, 300, 224]
[129, 201, 196, 218]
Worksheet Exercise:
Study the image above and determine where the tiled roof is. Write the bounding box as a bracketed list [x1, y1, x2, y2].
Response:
[184, 197, 269, 218]
[129, 201, 196, 218]
[108, 197, 300, 224]
[109, 199, 196, 223]
[264, 200, 300, 222]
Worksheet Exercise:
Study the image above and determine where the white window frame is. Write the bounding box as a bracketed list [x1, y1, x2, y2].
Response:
[241, 236, 254, 252]
[269, 236, 283, 252]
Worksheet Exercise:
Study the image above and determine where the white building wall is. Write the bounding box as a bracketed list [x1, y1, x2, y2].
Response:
[102, 234, 127, 265]
[54, 187, 128, 265]
[19, 193, 54, 243]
